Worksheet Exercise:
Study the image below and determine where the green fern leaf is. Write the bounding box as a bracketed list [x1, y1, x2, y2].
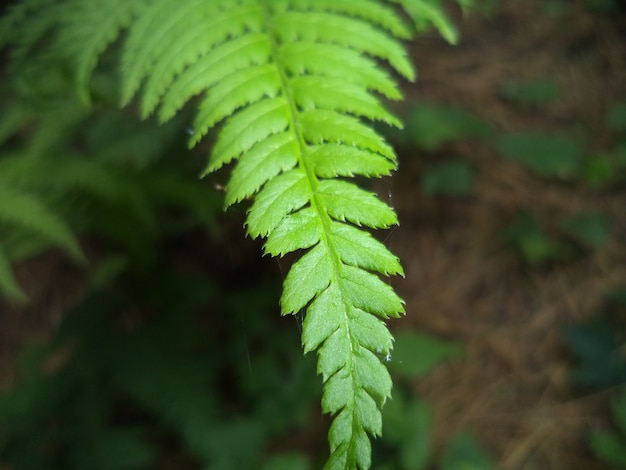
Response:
[116, 2, 412, 467]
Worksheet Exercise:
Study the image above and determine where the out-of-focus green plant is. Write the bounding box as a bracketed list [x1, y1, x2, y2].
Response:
[392, 104, 492, 152]
[564, 289, 626, 391]
[440, 431, 498, 470]
[588, 389, 626, 468]
[503, 211, 613, 265]
[371, 331, 497, 470]
[503, 212, 573, 265]
[374, 331, 453, 470]
[586, 0, 621, 13]
[0, 271, 320, 470]
[560, 212, 611, 250]
[420, 160, 475, 196]
[563, 290, 626, 466]
[495, 132, 584, 179]
[0, 70, 220, 302]
[500, 78, 561, 109]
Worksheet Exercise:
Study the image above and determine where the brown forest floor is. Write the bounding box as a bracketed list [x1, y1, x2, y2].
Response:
[0, 1, 625, 470]
[389, 1, 626, 469]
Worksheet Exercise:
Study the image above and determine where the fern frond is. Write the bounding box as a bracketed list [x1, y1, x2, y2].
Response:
[56, 0, 146, 101]
[0, 0, 60, 61]
[0, 185, 83, 262]
[115, 1, 411, 467]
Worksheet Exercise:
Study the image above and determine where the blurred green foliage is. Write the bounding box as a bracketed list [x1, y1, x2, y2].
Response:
[387, 331, 463, 380]
[565, 319, 626, 390]
[560, 212, 611, 249]
[1, 292, 494, 469]
[540, 0, 569, 16]
[394, 104, 492, 152]
[475, 0, 622, 15]
[420, 160, 475, 196]
[377, 389, 432, 470]
[500, 78, 561, 108]
[0, 67, 220, 302]
[0, 272, 321, 469]
[564, 288, 626, 392]
[586, 0, 621, 13]
[503, 212, 573, 265]
[608, 103, 626, 132]
[372, 331, 497, 470]
[589, 389, 626, 467]
[561, 288, 626, 467]
[387, 92, 621, 268]
[502, 210, 612, 265]
[440, 432, 498, 470]
[495, 132, 583, 178]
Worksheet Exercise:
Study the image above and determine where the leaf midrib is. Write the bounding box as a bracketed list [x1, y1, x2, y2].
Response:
[259, 0, 360, 455]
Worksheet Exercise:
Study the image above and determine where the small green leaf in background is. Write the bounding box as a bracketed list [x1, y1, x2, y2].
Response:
[607, 286, 626, 309]
[420, 160, 475, 196]
[495, 132, 583, 178]
[540, 0, 568, 17]
[261, 453, 312, 470]
[440, 431, 497, 470]
[401, 104, 491, 152]
[589, 390, 626, 467]
[381, 393, 432, 470]
[589, 431, 626, 467]
[398, 400, 432, 470]
[388, 331, 462, 380]
[0, 185, 84, 262]
[579, 154, 615, 188]
[607, 102, 626, 132]
[560, 212, 611, 249]
[587, 0, 619, 13]
[500, 78, 560, 107]
[564, 319, 626, 390]
[503, 212, 572, 265]
[611, 390, 626, 438]
[614, 143, 626, 184]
